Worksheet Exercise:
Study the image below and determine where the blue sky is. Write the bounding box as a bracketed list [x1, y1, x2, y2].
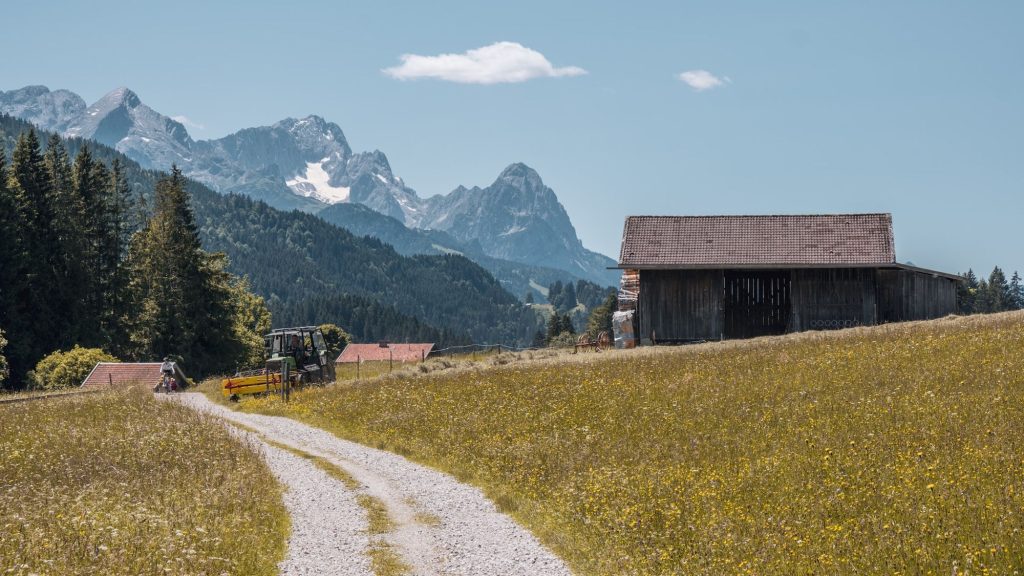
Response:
[3, 1, 1022, 276]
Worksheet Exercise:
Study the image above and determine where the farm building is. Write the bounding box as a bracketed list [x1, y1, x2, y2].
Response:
[617, 214, 960, 343]
[336, 343, 435, 364]
[80, 362, 188, 390]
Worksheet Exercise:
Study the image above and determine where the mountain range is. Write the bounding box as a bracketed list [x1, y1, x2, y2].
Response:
[0, 85, 617, 291]
[0, 113, 544, 346]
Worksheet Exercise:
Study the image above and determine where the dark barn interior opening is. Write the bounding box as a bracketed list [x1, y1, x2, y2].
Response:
[723, 270, 791, 339]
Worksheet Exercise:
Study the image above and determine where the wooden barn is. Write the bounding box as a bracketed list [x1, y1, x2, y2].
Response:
[616, 214, 960, 343]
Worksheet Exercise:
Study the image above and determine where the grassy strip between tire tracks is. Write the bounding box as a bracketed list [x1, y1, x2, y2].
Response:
[0, 388, 288, 576]
[240, 312, 1024, 575]
[225, 421, 411, 576]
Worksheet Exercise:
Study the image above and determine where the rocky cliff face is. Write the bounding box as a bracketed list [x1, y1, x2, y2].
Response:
[0, 85, 85, 133]
[417, 163, 616, 283]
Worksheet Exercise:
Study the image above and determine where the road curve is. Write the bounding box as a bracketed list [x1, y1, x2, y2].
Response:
[173, 393, 572, 576]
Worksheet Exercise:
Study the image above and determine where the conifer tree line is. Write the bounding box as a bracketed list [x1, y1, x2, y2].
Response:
[958, 267, 1024, 315]
[0, 128, 268, 388]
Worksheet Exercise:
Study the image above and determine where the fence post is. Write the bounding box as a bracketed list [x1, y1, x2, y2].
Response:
[357, 355, 360, 380]
[389, 349, 393, 373]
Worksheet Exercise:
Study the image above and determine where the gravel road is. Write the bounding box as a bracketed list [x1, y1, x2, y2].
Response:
[174, 393, 572, 576]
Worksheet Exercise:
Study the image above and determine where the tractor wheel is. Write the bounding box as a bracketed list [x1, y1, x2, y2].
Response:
[229, 394, 240, 403]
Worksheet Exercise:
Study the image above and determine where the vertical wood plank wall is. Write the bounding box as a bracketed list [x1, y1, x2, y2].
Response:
[638, 270, 722, 341]
[877, 270, 958, 322]
[789, 268, 876, 331]
[636, 267, 958, 342]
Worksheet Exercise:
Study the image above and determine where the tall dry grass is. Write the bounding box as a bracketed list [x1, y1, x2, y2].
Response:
[0, 388, 288, 575]
[244, 312, 1024, 575]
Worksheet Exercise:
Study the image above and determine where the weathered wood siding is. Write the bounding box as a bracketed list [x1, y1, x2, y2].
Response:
[789, 268, 877, 332]
[877, 270, 957, 322]
[638, 270, 722, 341]
[636, 267, 957, 343]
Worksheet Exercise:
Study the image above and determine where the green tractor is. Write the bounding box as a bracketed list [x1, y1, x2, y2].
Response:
[222, 326, 336, 400]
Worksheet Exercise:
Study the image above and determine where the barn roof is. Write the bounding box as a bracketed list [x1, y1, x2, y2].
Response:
[81, 362, 164, 388]
[618, 214, 898, 268]
[336, 343, 435, 363]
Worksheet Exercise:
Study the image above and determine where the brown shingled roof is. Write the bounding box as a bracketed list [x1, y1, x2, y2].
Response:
[336, 343, 434, 363]
[80, 363, 164, 388]
[618, 214, 896, 268]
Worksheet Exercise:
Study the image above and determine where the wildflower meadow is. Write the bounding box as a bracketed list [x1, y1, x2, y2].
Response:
[248, 312, 1024, 575]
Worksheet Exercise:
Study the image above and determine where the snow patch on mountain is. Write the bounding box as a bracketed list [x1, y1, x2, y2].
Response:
[286, 158, 350, 203]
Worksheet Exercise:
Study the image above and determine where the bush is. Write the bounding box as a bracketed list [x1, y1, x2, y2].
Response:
[28, 346, 118, 390]
[547, 332, 579, 348]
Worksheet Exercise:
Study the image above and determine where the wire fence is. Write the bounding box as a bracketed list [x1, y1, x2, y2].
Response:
[431, 343, 544, 357]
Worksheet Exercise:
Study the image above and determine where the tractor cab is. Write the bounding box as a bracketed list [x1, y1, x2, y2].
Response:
[264, 326, 332, 380]
[222, 325, 335, 400]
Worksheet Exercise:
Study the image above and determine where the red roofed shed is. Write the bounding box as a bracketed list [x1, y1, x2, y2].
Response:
[336, 343, 434, 364]
[81, 362, 189, 391]
[617, 214, 959, 342]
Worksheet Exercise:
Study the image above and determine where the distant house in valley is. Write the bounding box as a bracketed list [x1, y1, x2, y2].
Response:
[335, 342, 435, 364]
[81, 362, 189, 390]
[616, 214, 960, 343]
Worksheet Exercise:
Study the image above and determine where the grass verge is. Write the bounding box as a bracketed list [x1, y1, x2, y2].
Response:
[239, 312, 1024, 574]
[0, 388, 288, 575]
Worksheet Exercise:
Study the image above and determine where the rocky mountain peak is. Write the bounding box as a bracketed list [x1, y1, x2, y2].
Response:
[493, 162, 551, 199]
[274, 115, 351, 159]
[103, 87, 141, 108]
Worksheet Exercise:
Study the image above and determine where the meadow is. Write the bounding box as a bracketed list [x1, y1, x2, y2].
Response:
[243, 311, 1024, 575]
[0, 388, 288, 576]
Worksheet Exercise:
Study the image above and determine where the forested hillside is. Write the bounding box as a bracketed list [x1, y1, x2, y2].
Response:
[0, 114, 545, 385]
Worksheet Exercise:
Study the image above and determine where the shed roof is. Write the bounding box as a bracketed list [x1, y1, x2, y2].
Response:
[336, 343, 434, 363]
[618, 214, 897, 268]
[81, 362, 164, 388]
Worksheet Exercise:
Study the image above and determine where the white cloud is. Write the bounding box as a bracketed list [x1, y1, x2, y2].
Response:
[383, 41, 587, 84]
[677, 69, 727, 91]
[171, 115, 205, 130]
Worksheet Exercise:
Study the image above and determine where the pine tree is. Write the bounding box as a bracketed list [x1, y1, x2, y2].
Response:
[975, 279, 993, 313]
[8, 129, 61, 381]
[1009, 271, 1023, 311]
[562, 281, 578, 312]
[546, 311, 561, 343]
[548, 280, 563, 309]
[124, 167, 254, 376]
[99, 158, 136, 355]
[988, 266, 1011, 312]
[0, 151, 26, 385]
[524, 291, 534, 304]
[46, 135, 90, 347]
[586, 292, 618, 338]
[957, 269, 978, 315]
[559, 313, 576, 336]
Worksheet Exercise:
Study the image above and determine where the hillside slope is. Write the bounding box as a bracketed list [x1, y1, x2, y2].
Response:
[316, 201, 589, 301]
[247, 312, 1024, 575]
[0, 114, 538, 345]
